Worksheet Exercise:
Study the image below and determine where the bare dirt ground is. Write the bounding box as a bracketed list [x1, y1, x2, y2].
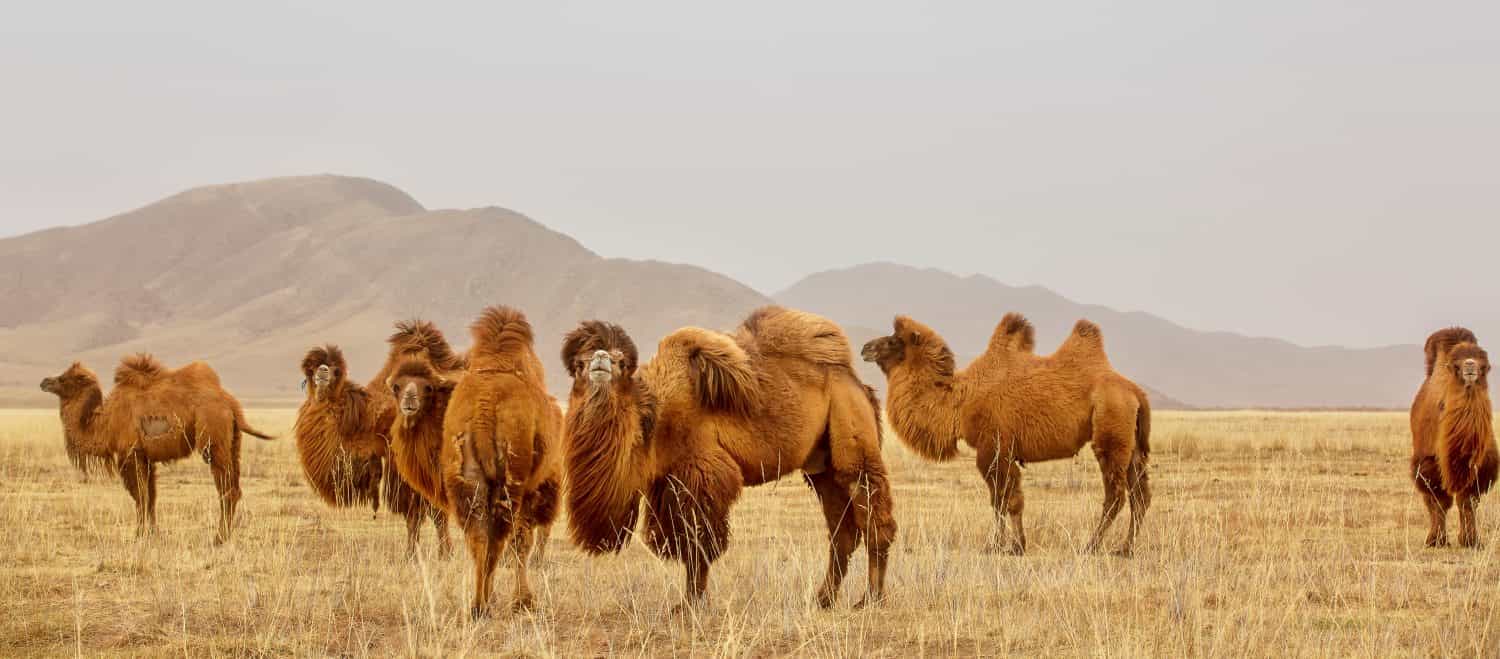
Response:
[2, 409, 1496, 657]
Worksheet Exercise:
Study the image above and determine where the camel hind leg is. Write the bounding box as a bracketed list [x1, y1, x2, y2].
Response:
[806, 471, 860, 608]
[1413, 456, 1452, 547]
[824, 379, 896, 607]
[1083, 402, 1136, 556]
[207, 425, 242, 545]
[1119, 451, 1151, 556]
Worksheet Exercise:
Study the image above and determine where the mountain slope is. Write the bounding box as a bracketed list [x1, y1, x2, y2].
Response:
[0, 175, 770, 403]
[777, 263, 1415, 408]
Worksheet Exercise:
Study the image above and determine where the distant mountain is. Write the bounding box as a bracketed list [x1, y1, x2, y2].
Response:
[776, 263, 1416, 409]
[0, 175, 770, 403]
[0, 176, 1421, 409]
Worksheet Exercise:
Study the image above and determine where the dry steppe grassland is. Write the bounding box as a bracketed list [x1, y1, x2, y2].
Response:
[2, 409, 1498, 657]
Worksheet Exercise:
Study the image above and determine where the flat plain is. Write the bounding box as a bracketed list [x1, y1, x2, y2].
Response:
[2, 409, 1498, 657]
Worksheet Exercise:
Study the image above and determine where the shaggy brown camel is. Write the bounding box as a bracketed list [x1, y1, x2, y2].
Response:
[1410, 327, 1497, 548]
[561, 307, 895, 608]
[862, 313, 1150, 556]
[442, 307, 561, 617]
[387, 358, 555, 563]
[40, 356, 275, 543]
[294, 342, 450, 558]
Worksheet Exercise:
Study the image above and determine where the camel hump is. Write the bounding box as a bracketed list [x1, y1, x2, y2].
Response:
[1055, 319, 1108, 363]
[114, 353, 167, 388]
[389, 319, 467, 370]
[1425, 326, 1479, 376]
[737, 306, 853, 367]
[664, 327, 761, 416]
[988, 312, 1036, 353]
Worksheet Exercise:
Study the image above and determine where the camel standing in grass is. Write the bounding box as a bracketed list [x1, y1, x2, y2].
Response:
[40, 356, 275, 543]
[862, 313, 1150, 556]
[1411, 327, 1498, 548]
[442, 307, 561, 617]
[387, 357, 555, 563]
[560, 307, 895, 608]
[294, 342, 450, 558]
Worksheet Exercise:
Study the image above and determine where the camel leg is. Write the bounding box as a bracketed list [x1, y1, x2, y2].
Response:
[806, 472, 860, 608]
[531, 523, 551, 565]
[1414, 457, 1452, 547]
[208, 433, 241, 546]
[1458, 492, 1481, 548]
[1084, 438, 1131, 555]
[119, 449, 155, 537]
[433, 506, 454, 559]
[509, 523, 535, 611]
[1117, 452, 1151, 556]
[976, 444, 1025, 555]
[850, 469, 895, 608]
[403, 506, 424, 560]
[461, 506, 497, 618]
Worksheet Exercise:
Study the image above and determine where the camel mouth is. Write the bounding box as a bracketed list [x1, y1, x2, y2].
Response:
[399, 400, 421, 416]
[313, 365, 332, 388]
[39, 378, 56, 393]
[1461, 359, 1481, 384]
[587, 351, 614, 383]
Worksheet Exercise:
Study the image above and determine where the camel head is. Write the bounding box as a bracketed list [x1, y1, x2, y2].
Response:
[562, 321, 639, 394]
[387, 359, 452, 421]
[39, 362, 99, 400]
[300, 345, 349, 400]
[862, 316, 953, 376]
[1448, 344, 1490, 390]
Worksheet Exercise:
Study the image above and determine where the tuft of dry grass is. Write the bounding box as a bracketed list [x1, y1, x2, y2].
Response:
[2, 409, 1498, 657]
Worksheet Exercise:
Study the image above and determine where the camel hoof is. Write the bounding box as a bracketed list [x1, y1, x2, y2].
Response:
[1111, 547, 1134, 559]
[852, 593, 884, 610]
[984, 541, 1025, 556]
[1425, 536, 1450, 548]
[815, 590, 838, 609]
[511, 596, 536, 613]
[470, 605, 488, 621]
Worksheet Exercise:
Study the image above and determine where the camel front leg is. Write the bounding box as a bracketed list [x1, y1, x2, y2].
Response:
[433, 506, 454, 559]
[1414, 457, 1452, 547]
[1458, 493, 1482, 548]
[977, 444, 1025, 555]
[119, 449, 155, 538]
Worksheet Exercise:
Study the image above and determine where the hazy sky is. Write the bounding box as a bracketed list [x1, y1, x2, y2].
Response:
[2, 2, 1496, 348]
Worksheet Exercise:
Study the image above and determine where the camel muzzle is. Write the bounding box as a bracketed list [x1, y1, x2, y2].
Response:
[1462, 359, 1481, 384]
[39, 378, 55, 393]
[588, 350, 613, 384]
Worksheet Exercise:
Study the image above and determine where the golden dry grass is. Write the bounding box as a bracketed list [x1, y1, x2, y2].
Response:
[2, 409, 1499, 657]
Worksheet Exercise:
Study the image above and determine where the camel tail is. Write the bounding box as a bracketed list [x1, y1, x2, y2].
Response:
[1135, 389, 1151, 459]
[233, 404, 276, 440]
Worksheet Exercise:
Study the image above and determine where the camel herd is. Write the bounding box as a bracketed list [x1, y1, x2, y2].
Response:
[36, 306, 1496, 616]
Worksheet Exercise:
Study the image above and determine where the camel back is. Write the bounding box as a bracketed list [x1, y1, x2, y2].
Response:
[736, 306, 854, 369]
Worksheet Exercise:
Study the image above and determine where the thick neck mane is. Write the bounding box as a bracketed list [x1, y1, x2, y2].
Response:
[563, 376, 655, 553]
[885, 330, 965, 461]
[1439, 380, 1495, 494]
[60, 384, 106, 455]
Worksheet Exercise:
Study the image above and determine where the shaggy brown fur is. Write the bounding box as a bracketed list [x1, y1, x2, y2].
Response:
[293, 344, 449, 558]
[862, 313, 1151, 556]
[40, 356, 274, 543]
[386, 357, 555, 564]
[442, 307, 562, 617]
[1410, 327, 1498, 548]
[561, 307, 896, 608]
